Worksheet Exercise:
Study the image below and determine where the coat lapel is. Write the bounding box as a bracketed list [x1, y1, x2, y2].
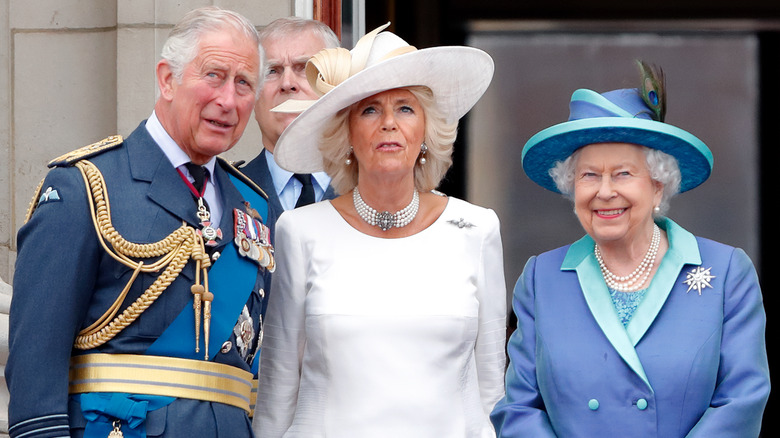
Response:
[323, 183, 338, 201]
[563, 235, 652, 389]
[561, 218, 703, 391]
[125, 123, 199, 227]
[626, 218, 702, 345]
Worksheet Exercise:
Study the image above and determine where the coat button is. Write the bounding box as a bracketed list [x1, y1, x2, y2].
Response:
[636, 398, 648, 410]
[220, 341, 232, 353]
[588, 399, 599, 410]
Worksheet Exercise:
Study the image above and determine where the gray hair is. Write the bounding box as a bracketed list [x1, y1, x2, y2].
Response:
[319, 86, 458, 195]
[258, 17, 340, 83]
[549, 145, 681, 216]
[161, 6, 261, 83]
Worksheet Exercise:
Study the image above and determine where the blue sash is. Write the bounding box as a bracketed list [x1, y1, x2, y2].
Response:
[228, 173, 269, 376]
[229, 174, 268, 221]
[145, 236, 256, 358]
[146, 175, 267, 359]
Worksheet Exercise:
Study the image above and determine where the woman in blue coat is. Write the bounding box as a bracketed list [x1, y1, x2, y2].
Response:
[491, 62, 770, 437]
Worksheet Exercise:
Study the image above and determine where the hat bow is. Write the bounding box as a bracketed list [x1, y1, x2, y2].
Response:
[274, 22, 416, 112]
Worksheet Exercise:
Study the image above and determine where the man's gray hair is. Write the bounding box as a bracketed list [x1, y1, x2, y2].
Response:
[161, 6, 261, 82]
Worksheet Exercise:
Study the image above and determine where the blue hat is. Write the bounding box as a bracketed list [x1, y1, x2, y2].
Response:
[521, 87, 713, 193]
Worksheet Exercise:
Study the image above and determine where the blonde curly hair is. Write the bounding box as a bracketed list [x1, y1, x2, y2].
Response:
[318, 86, 458, 194]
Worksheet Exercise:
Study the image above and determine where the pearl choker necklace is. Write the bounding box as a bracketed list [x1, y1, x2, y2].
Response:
[595, 224, 661, 292]
[353, 187, 419, 231]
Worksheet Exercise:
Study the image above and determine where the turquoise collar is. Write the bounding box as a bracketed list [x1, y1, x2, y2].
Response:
[561, 217, 701, 389]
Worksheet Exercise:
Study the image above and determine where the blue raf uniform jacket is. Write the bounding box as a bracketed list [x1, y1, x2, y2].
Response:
[7, 121, 272, 438]
[491, 218, 769, 437]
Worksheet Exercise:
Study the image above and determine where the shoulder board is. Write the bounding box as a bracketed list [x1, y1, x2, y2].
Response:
[218, 157, 269, 200]
[48, 135, 124, 168]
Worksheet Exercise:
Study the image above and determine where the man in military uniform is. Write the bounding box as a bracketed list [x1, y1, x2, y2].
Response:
[7, 6, 271, 438]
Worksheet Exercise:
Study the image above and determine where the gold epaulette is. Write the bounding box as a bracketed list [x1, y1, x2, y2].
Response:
[48, 135, 124, 168]
[24, 135, 123, 222]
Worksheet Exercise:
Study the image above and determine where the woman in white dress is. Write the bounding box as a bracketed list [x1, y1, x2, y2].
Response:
[252, 23, 506, 438]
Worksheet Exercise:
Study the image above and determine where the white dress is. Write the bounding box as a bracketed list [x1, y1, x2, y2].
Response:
[253, 197, 507, 438]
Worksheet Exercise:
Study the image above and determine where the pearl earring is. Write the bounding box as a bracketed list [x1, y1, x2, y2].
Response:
[419, 143, 428, 165]
[345, 147, 353, 166]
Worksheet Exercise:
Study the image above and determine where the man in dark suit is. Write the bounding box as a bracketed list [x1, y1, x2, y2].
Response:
[241, 17, 340, 235]
[7, 7, 270, 438]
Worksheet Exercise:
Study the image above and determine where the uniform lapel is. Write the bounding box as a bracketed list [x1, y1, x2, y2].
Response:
[563, 236, 651, 389]
[125, 123, 198, 227]
[212, 162, 243, 248]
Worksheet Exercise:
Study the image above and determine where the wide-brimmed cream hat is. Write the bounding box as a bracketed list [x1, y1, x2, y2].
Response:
[271, 22, 495, 173]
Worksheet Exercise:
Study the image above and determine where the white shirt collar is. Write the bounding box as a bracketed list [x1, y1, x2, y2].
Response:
[146, 111, 217, 176]
[264, 148, 330, 195]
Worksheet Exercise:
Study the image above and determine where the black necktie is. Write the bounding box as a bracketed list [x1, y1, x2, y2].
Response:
[184, 163, 219, 252]
[184, 162, 211, 214]
[185, 163, 208, 193]
[294, 173, 315, 208]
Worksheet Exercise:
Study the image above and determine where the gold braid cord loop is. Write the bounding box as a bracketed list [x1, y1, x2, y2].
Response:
[73, 160, 211, 350]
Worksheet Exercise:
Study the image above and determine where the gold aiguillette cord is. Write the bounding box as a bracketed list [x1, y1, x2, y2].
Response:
[191, 235, 214, 360]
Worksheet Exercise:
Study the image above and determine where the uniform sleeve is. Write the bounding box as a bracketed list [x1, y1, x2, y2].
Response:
[490, 256, 558, 437]
[253, 212, 307, 438]
[7, 167, 101, 438]
[475, 209, 508, 414]
[687, 248, 770, 437]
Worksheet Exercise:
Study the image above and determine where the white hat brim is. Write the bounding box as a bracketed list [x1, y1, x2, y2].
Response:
[273, 46, 494, 173]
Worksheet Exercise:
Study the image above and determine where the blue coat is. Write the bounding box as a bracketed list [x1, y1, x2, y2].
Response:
[7, 122, 271, 438]
[491, 218, 769, 437]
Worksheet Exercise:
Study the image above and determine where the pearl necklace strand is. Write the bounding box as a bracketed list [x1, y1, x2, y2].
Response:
[595, 224, 661, 292]
[353, 187, 420, 231]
